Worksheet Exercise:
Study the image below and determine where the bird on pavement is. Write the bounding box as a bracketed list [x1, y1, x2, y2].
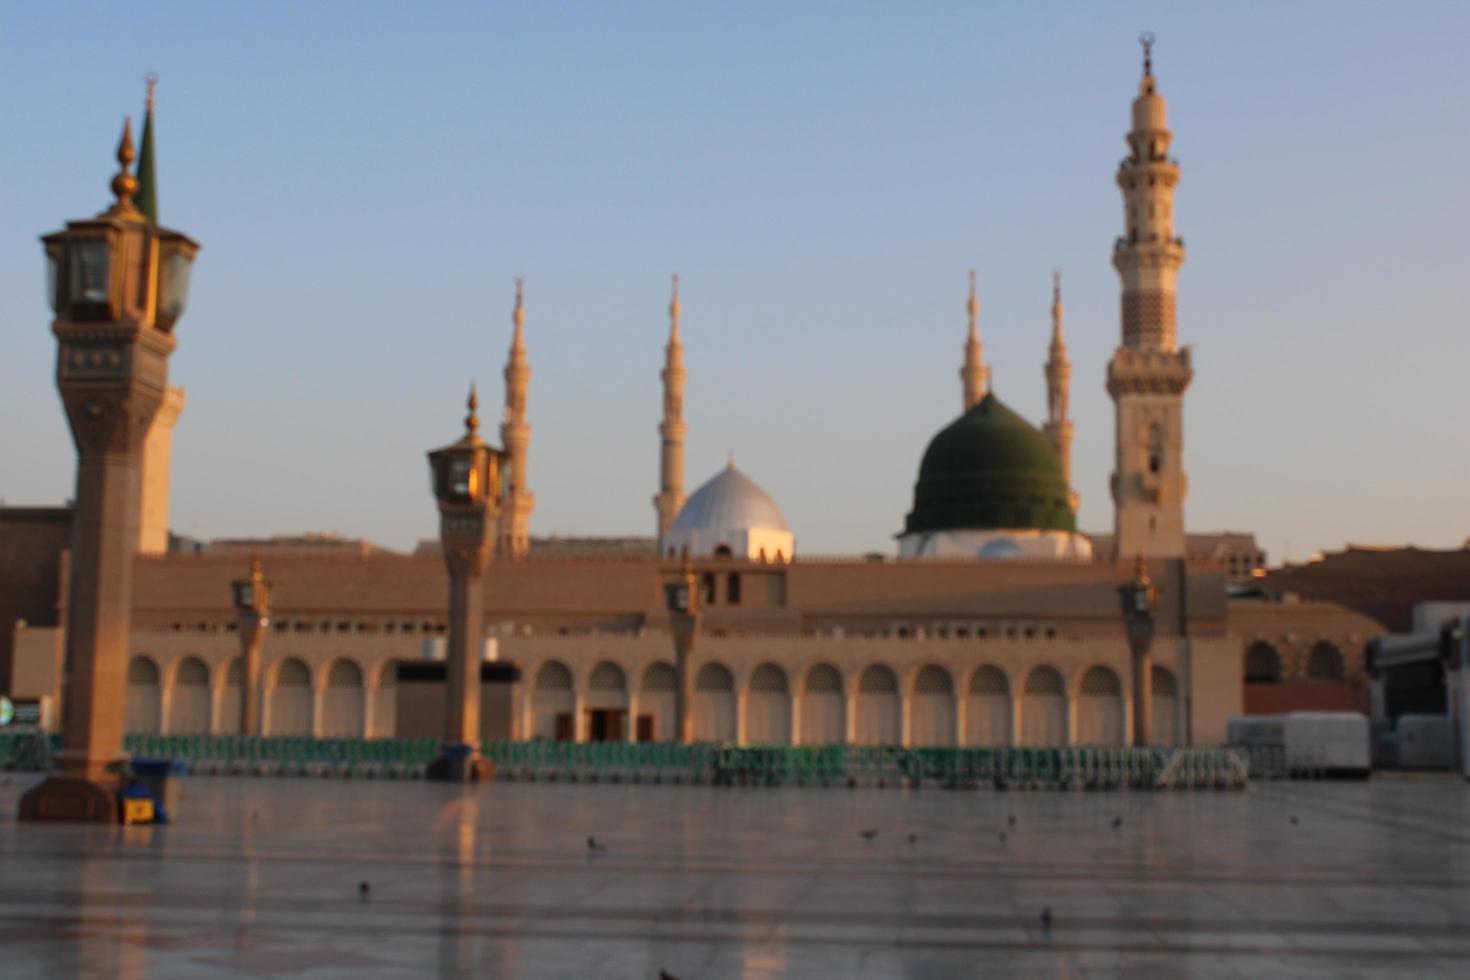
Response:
[998, 831, 1008, 843]
[1289, 815, 1300, 826]
[358, 881, 370, 902]
[1040, 906, 1053, 930]
[1111, 816, 1123, 829]
[586, 836, 607, 853]
[658, 970, 681, 980]
[859, 829, 879, 842]
[1008, 814, 1017, 827]
[907, 833, 918, 845]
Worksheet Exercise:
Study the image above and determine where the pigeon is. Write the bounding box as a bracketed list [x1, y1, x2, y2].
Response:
[358, 881, 370, 902]
[1111, 816, 1123, 829]
[859, 829, 879, 842]
[998, 831, 1008, 843]
[658, 971, 681, 980]
[1008, 814, 1017, 827]
[1040, 906, 1053, 930]
[906, 833, 918, 846]
[586, 836, 607, 853]
[1289, 815, 1300, 826]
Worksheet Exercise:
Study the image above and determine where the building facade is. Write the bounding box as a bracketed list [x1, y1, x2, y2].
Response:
[2, 40, 1390, 749]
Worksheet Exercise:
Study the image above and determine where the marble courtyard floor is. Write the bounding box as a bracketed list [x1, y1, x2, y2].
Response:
[2, 776, 1469, 978]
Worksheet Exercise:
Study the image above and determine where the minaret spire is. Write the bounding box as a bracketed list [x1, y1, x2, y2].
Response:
[1043, 270, 1077, 512]
[1108, 34, 1193, 560]
[655, 273, 688, 552]
[497, 278, 534, 558]
[136, 73, 159, 225]
[959, 269, 989, 410]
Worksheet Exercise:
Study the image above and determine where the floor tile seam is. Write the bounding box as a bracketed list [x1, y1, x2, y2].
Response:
[8, 916, 1470, 969]
[11, 845, 1457, 891]
[7, 902, 1467, 940]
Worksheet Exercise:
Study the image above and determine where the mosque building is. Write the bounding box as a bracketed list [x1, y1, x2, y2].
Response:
[1, 41, 1385, 749]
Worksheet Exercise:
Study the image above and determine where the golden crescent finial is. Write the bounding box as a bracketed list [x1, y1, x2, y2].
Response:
[513, 276, 525, 330]
[465, 382, 480, 434]
[1139, 31, 1156, 76]
[110, 117, 138, 210]
[145, 72, 158, 112]
[967, 269, 978, 319]
[670, 272, 682, 322]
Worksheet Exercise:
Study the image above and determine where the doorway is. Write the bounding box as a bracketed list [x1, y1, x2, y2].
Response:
[587, 708, 626, 742]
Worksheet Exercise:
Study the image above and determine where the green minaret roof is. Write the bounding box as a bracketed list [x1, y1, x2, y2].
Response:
[135, 79, 158, 225]
[903, 392, 1076, 535]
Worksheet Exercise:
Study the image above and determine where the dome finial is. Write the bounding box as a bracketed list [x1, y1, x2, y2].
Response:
[109, 117, 139, 213]
[1139, 31, 1155, 77]
[465, 382, 480, 435]
[145, 72, 158, 113]
[512, 276, 526, 331]
[669, 272, 682, 333]
[727, 449, 735, 470]
[967, 269, 979, 322]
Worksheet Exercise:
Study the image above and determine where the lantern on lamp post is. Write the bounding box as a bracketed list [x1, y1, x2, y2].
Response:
[425, 387, 501, 782]
[1119, 555, 1159, 747]
[21, 118, 200, 823]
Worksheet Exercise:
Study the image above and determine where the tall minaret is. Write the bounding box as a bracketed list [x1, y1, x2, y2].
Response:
[959, 269, 988, 411]
[497, 277, 534, 559]
[1043, 270, 1077, 512]
[1108, 34, 1193, 559]
[654, 274, 687, 552]
[135, 75, 183, 555]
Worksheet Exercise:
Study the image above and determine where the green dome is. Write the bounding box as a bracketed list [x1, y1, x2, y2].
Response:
[903, 393, 1076, 535]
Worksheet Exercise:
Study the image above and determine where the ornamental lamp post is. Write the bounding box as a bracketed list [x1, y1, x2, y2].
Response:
[230, 554, 271, 734]
[1120, 555, 1159, 747]
[20, 119, 199, 823]
[664, 550, 700, 743]
[425, 386, 501, 782]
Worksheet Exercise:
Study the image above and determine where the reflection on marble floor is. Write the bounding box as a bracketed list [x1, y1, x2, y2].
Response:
[2, 776, 1469, 978]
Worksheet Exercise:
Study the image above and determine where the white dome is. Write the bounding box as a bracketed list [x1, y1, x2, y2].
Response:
[673, 463, 788, 535]
[664, 463, 794, 561]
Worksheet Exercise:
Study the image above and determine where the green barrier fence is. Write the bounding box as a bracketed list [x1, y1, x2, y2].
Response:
[0, 733, 1249, 788]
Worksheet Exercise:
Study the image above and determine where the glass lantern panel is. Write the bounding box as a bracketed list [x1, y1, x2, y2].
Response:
[44, 252, 59, 313]
[449, 458, 474, 498]
[69, 240, 110, 305]
[158, 252, 194, 325]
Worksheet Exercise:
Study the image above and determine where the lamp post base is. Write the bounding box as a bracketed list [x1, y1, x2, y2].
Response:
[18, 774, 122, 823]
[425, 744, 494, 783]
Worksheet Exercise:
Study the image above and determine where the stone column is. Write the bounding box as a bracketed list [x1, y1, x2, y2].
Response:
[238, 617, 266, 734]
[1132, 651, 1153, 747]
[444, 571, 484, 748]
[790, 689, 803, 747]
[671, 614, 698, 743]
[572, 691, 587, 743]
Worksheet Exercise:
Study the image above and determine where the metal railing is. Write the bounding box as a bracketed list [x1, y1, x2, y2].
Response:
[0, 732, 1253, 789]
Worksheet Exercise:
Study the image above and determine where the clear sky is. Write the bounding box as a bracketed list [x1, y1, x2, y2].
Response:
[2, 2, 1467, 562]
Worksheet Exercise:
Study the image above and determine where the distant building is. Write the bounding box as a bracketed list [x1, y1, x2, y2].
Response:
[1090, 532, 1267, 584]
